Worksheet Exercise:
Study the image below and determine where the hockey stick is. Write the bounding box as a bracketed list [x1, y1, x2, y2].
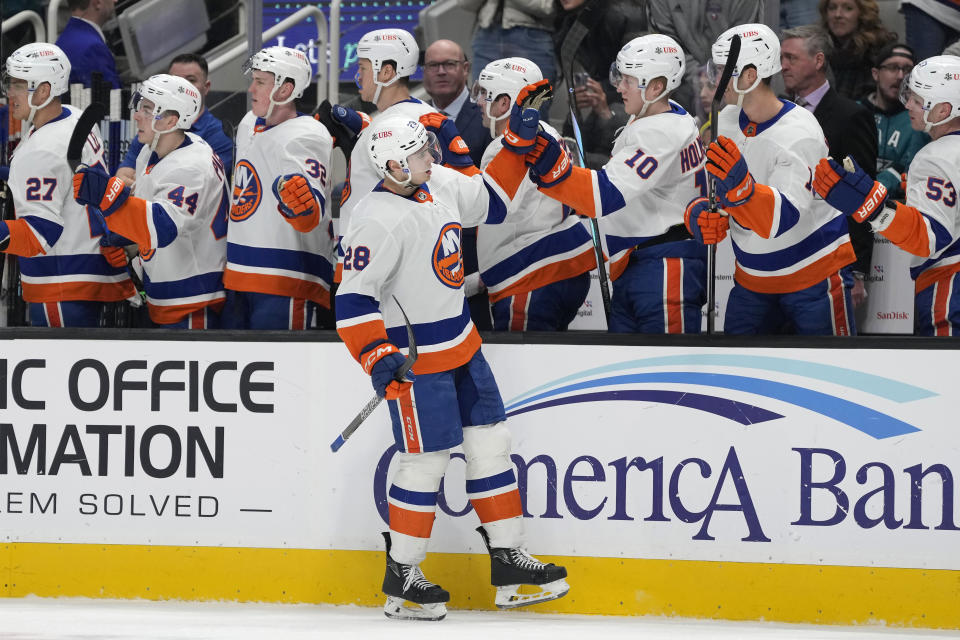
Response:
[67, 102, 107, 172]
[331, 298, 418, 452]
[563, 68, 612, 324]
[706, 34, 741, 334]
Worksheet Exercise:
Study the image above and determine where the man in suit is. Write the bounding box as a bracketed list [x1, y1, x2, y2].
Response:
[781, 24, 878, 308]
[422, 39, 491, 167]
[55, 0, 120, 88]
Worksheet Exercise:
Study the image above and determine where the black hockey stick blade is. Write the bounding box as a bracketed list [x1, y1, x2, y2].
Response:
[331, 297, 418, 452]
[67, 102, 107, 172]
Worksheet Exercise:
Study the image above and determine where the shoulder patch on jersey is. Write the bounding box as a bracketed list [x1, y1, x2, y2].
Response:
[231, 159, 262, 221]
[432, 222, 464, 289]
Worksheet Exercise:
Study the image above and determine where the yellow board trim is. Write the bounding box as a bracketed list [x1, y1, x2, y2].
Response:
[3, 543, 958, 629]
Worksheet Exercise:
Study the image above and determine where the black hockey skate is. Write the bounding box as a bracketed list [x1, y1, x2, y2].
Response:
[477, 526, 570, 609]
[382, 532, 450, 621]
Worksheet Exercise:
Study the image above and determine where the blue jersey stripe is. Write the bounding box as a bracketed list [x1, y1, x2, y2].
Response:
[142, 270, 223, 300]
[386, 299, 471, 348]
[481, 223, 592, 286]
[227, 241, 331, 279]
[19, 252, 128, 277]
[388, 485, 438, 507]
[465, 469, 517, 494]
[733, 215, 848, 272]
[336, 292, 380, 322]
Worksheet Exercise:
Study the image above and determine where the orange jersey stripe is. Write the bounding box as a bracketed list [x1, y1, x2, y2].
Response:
[148, 298, 225, 325]
[397, 394, 421, 453]
[471, 489, 523, 524]
[44, 302, 63, 327]
[726, 184, 777, 238]
[734, 242, 856, 294]
[483, 149, 526, 200]
[388, 504, 435, 538]
[827, 272, 851, 336]
[915, 262, 960, 294]
[21, 279, 136, 303]
[411, 325, 482, 375]
[881, 203, 931, 257]
[487, 248, 596, 302]
[337, 318, 389, 363]
[510, 291, 529, 331]
[537, 165, 598, 218]
[223, 270, 329, 306]
[108, 196, 153, 252]
[5, 218, 46, 257]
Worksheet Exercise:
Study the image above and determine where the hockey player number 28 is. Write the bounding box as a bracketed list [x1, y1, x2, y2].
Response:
[343, 245, 370, 271]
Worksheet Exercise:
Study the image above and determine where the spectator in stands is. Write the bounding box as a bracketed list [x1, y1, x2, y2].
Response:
[818, 0, 896, 99]
[646, 0, 762, 113]
[901, 0, 960, 61]
[781, 0, 821, 29]
[471, 1, 556, 95]
[55, 0, 121, 89]
[115, 53, 232, 187]
[422, 40, 491, 166]
[859, 43, 929, 200]
[554, 0, 646, 167]
[780, 24, 878, 307]
[695, 63, 718, 142]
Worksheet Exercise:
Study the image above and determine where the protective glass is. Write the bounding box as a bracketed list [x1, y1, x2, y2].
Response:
[608, 61, 623, 87]
[706, 59, 727, 85]
[241, 55, 257, 76]
[898, 73, 924, 110]
[471, 83, 493, 104]
[1, 72, 28, 96]
[128, 91, 158, 118]
[608, 63, 640, 91]
[354, 69, 363, 90]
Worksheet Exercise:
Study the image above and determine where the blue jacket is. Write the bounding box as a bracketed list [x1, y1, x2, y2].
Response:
[455, 100, 492, 167]
[55, 17, 121, 89]
[120, 108, 233, 180]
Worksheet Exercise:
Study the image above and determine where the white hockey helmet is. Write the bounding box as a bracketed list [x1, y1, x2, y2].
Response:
[473, 57, 543, 136]
[710, 23, 781, 107]
[242, 46, 313, 119]
[3, 43, 71, 123]
[609, 34, 685, 116]
[900, 55, 960, 132]
[356, 29, 419, 103]
[131, 74, 202, 129]
[368, 116, 442, 187]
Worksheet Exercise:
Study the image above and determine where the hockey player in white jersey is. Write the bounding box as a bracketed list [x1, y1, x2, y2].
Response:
[687, 24, 857, 335]
[814, 55, 960, 335]
[72, 74, 228, 328]
[1, 43, 135, 327]
[332, 28, 480, 283]
[224, 46, 334, 329]
[336, 116, 567, 621]
[473, 57, 595, 330]
[522, 35, 708, 333]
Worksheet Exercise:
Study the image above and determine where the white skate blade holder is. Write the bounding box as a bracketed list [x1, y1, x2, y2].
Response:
[494, 578, 570, 610]
[384, 596, 448, 621]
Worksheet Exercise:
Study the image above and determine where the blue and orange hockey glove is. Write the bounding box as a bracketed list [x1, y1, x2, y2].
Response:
[73, 166, 130, 216]
[361, 341, 415, 400]
[272, 174, 318, 218]
[706, 135, 756, 207]
[526, 130, 572, 188]
[502, 79, 552, 154]
[419, 112, 474, 169]
[813, 157, 888, 224]
[684, 196, 729, 245]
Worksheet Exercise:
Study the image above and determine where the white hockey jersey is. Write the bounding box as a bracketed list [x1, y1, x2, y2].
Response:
[477, 122, 595, 302]
[336, 162, 522, 375]
[128, 132, 228, 324]
[535, 102, 706, 280]
[896, 131, 960, 292]
[335, 97, 436, 280]
[716, 100, 855, 293]
[225, 111, 335, 306]
[7, 105, 135, 302]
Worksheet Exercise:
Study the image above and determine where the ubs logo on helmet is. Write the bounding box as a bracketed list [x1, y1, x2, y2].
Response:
[432, 222, 463, 289]
[230, 159, 262, 221]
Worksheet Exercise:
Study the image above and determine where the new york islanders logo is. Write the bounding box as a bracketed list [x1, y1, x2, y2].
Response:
[230, 160, 262, 221]
[431, 222, 463, 289]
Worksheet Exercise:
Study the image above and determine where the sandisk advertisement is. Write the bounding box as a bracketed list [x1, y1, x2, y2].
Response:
[1, 339, 957, 571]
